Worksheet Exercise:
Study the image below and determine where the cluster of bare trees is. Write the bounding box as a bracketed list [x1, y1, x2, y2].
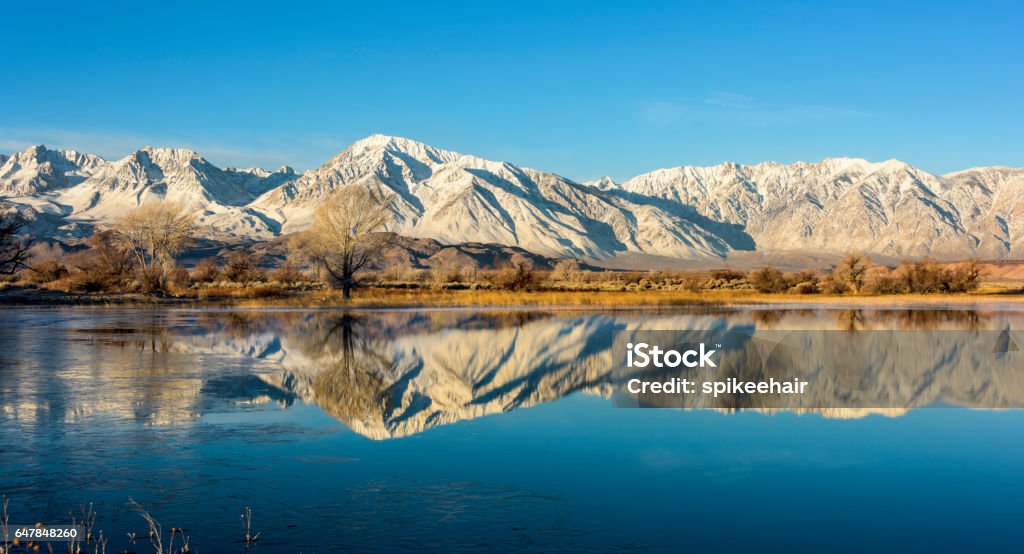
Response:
[2, 185, 396, 297]
[0, 209, 31, 275]
[109, 202, 198, 291]
[748, 253, 984, 294]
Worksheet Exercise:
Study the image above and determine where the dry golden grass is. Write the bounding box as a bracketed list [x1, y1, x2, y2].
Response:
[225, 283, 1024, 309]
[6, 280, 1024, 309]
[188, 284, 289, 299]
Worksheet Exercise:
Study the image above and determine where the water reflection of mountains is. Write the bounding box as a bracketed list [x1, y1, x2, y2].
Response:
[176, 309, 1023, 439]
[28, 309, 1024, 439]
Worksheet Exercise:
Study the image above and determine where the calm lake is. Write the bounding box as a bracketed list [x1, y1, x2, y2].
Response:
[1, 306, 1023, 552]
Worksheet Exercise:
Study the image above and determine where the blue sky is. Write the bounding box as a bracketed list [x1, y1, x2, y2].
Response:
[1, 0, 1021, 180]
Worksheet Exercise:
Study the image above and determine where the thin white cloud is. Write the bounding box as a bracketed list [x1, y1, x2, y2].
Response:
[638, 92, 868, 127]
[703, 91, 756, 111]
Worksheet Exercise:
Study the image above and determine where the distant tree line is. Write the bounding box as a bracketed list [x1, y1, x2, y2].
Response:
[747, 253, 984, 294]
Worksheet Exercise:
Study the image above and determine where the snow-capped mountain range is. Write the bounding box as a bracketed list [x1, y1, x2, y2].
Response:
[2, 134, 1022, 262]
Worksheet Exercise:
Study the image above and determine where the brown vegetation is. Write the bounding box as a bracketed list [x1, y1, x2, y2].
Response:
[864, 259, 984, 294]
[0, 209, 32, 275]
[65, 230, 135, 291]
[3, 241, 997, 305]
[222, 249, 266, 285]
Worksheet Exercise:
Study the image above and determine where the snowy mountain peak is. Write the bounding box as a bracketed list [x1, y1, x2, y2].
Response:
[350, 133, 433, 151]
[229, 167, 271, 178]
[0, 145, 108, 196]
[141, 146, 205, 165]
[877, 158, 912, 172]
[352, 133, 403, 148]
[25, 144, 49, 158]
[344, 134, 464, 166]
[584, 176, 619, 190]
[817, 156, 871, 172]
[27, 145, 300, 243]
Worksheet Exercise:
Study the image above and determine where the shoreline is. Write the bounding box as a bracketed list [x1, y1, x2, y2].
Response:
[3, 285, 1024, 310]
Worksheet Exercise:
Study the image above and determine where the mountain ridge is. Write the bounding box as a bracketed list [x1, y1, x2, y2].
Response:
[2, 136, 1023, 263]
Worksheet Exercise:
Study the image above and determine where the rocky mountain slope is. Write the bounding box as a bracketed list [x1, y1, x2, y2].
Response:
[2, 136, 1022, 262]
[612, 158, 1024, 259]
[250, 134, 736, 259]
[238, 233, 571, 273]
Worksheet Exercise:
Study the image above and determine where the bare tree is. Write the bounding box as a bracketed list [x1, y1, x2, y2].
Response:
[110, 202, 197, 291]
[837, 252, 870, 293]
[297, 186, 394, 299]
[0, 209, 32, 275]
[552, 259, 583, 285]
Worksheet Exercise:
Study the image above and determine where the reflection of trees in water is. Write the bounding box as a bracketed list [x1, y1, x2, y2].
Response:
[834, 309, 984, 330]
[318, 310, 554, 342]
[836, 309, 867, 331]
[302, 315, 397, 422]
[70, 314, 176, 353]
[197, 310, 556, 345]
[3, 313, 208, 426]
[197, 310, 307, 340]
[872, 309, 984, 330]
[745, 308, 985, 331]
[752, 309, 817, 327]
[752, 310, 783, 326]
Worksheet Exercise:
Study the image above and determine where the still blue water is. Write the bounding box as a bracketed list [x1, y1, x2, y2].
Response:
[1, 308, 1022, 552]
